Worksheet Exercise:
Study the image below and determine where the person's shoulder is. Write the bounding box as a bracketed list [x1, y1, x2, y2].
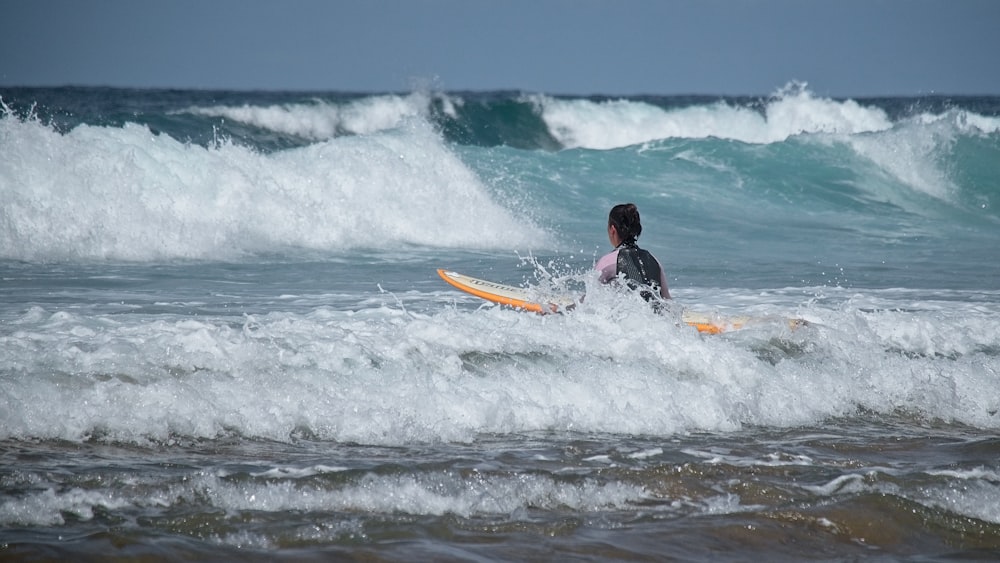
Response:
[595, 249, 619, 278]
[596, 248, 619, 265]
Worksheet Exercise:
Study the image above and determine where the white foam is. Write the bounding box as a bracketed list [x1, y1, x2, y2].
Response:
[2, 285, 999, 446]
[0, 467, 649, 527]
[627, 447, 663, 460]
[179, 92, 443, 140]
[0, 487, 133, 526]
[250, 465, 350, 479]
[202, 471, 648, 517]
[532, 82, 894, 149]
[927, 467, 1000, 482]
[6, 456, 995, 533]
[0, 110, 545, 261]
[701, 493, 763, 515]
[802, 473, 873, 497]
[916, 476, 1000, 524]
[681, 448, 815, 467]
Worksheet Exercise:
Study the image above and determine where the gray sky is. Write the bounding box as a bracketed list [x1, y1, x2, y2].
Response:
[2, 0, 998, 96]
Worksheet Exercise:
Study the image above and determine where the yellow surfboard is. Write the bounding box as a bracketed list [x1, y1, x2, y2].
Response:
[436, 269, 798, 334]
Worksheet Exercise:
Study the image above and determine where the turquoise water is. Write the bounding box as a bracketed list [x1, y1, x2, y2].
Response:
[2, 85, 1000, 559]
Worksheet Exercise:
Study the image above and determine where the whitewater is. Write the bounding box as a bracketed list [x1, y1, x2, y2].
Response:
[1, 84, 1000, 560]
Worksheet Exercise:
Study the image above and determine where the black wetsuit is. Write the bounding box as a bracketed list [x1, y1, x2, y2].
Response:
[615, 243, 663, 302]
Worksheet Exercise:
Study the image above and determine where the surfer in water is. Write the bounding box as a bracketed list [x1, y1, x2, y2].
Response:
[595, 203, 671, 301]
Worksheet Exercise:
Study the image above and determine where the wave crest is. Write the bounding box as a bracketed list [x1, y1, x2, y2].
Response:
[0, 109, 545, 262]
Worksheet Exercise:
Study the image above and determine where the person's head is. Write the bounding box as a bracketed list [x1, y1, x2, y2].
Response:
[608, 203, 642, 246]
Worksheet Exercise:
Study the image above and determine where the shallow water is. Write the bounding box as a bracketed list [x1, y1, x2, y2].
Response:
[5, 418, 1000, 560]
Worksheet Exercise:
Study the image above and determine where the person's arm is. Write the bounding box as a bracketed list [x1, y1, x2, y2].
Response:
[595, 250, 619, 283]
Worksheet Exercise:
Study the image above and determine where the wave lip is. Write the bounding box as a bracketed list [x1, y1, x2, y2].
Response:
[535, 83, 897, 149]
[177, 92, 444, 141]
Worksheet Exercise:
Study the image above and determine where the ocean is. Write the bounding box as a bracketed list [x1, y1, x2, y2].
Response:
[1, 84, 999, 560]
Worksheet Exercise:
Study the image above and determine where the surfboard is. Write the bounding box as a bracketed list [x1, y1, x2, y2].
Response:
[436, 269, 797, 334]
[437, 268, 574, 314]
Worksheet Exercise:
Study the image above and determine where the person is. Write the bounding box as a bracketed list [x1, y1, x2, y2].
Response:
[595, 203, 671, 302]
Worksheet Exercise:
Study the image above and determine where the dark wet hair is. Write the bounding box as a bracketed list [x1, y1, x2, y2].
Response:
[608, 203, 642, 245]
